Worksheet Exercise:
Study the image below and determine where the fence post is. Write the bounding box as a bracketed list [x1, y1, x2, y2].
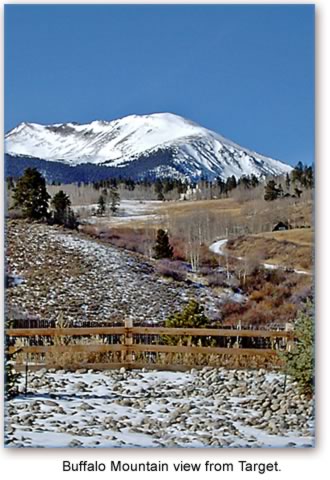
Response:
[24, 353, 29, 396]
[124, 318, 134, 369]
[285, 323, 294, 352]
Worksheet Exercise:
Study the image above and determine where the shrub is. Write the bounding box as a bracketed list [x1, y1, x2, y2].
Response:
[5, 317, 20, 399]
[282, 305, 314, 395]
[199, 245, 219, 267]
[5, 350, 20, 399]
[155, 259, 187, 282]
[163, 300, 211, 346]
[206, 273, 227, 288]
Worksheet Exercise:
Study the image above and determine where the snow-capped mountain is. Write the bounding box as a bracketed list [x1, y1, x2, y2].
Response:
[5, 113, 292, 181]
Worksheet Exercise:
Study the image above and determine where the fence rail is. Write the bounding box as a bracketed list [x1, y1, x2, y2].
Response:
[6, 326, 295, 338]
[6, 320, 295, 371]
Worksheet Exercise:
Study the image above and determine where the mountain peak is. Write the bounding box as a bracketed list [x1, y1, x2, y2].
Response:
[5, 113, 292, 181]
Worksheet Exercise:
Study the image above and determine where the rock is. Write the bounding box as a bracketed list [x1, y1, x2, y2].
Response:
[43, 400, 59, 407]
[69, 439, 83, 447]
[263, 410, 272, 420]
[78, 403, 94, 411]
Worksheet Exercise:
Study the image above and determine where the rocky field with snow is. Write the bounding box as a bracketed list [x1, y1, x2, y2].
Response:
[5, 220, 315, 449]
[6, 220, 221, 325]
[5, 367, 314, 448]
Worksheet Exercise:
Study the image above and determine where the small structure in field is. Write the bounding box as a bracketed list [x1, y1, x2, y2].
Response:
[272, 221, 290, 232]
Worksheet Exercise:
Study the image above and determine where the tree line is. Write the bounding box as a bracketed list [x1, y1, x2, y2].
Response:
[264, 162, 314, 201]
[10, 168, 79, 229]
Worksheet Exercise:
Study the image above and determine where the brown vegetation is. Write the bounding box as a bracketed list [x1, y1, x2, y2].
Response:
[225, 232, 313, 272]
[220, 268, 312, 327]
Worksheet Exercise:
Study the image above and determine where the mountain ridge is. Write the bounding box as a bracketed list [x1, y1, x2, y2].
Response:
[5, 112, 292, 182]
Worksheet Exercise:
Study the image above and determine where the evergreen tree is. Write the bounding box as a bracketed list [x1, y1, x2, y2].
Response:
[166, 299, 208, 329]
[7, 177, 15, 190]
[238, 176, 251, 189]
[157, 192, 165, 201]
[264, 180, 279, 201]
[285, 173, 291, 190]
[226, 175, 237, 191]
[153, 229, 173, 259]
[109, 187, 120, 214]
[216, 177, 226, 195]
[5, 317, 20, 399]
[50, 190, 78, 229]
[304, 165, 314, 189]
[282, 306, 314, 395]
[4, 349, 20, 400]
[250, 174, 259, 188]
[97, 195, 106, 215]
[64, 208, 79, 230]
[12, 168, 50, 220]
[163, 300, 210, 346]
[51, 190, 71, 224]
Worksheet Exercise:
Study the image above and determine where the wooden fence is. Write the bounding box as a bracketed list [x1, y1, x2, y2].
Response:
[6, 319, 295, 372]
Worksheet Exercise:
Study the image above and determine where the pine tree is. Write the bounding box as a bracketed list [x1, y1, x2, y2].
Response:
[64, 208, 79, 230]
[291, 161, 304, 184]
[283, 306, 314, 396]
[7, 176, 15, 190]
[285, 172, 291, 191]
[264, 180, 279, 201]
[5, 317, 20, 399]
[163, 300, 210, 346]
[153, 229, 173, 259]
[97, 195, 106, 215]
[109, 187, 120, 214]
[166, 299, 208, 329]
[12, 168, 50, 220]
[5, 350, 20, 400]
[51, 190, 71, 224]
[226, 175, 237, 191]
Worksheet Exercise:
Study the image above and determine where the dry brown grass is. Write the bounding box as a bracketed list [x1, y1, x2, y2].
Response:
[256, 228, 313, 246]
[226, 234, 313, 272]
[159, 197, 242, 218]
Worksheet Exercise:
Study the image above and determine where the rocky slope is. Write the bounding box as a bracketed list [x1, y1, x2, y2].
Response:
[6, 220, 221, 326]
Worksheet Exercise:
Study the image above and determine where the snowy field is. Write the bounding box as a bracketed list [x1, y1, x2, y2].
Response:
[5, 368, 314, 448]
[75, 199, 163, 225]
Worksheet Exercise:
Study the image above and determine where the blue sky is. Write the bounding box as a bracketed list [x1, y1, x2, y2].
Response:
[5, 4, 314, 166]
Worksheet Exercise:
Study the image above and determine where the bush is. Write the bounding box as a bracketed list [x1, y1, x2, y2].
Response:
[5, 349, 20, 399]
[163, 300, 211, 346]
[206, 273, 227, 288]
[155, 259, 187, 282]
[199, 245, 219, 267]
[282, 306, 314, 395]
[5, 316, 21, 399]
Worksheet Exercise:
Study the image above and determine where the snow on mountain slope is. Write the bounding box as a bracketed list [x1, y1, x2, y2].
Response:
[5, 113, 292, 181]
